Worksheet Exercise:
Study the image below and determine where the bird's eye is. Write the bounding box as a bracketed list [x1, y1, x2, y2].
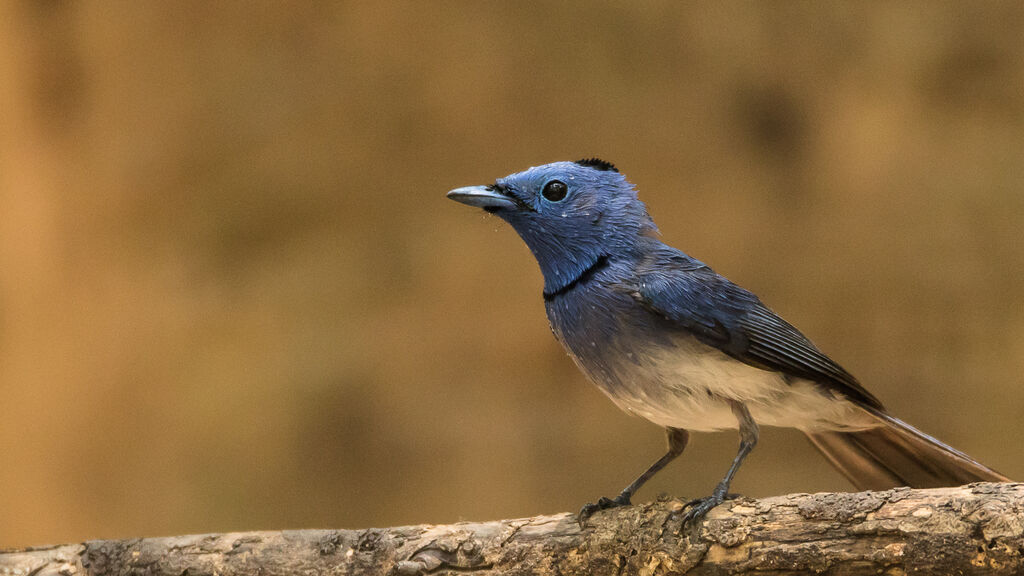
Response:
[542, 180, 568, 202]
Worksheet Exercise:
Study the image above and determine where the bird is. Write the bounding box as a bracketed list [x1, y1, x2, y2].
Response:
[446, 159, 1009, 525]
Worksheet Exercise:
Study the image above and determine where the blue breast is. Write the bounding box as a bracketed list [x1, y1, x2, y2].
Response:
[544, 258, 677, 391]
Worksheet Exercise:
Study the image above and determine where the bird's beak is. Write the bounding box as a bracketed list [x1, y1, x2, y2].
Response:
[446, 186, 518, 210]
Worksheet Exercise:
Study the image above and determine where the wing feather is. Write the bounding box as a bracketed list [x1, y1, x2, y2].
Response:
[627, 249, 882, 409]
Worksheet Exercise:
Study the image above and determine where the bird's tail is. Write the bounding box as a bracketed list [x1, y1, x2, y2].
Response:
[804, 408, 1009, 490]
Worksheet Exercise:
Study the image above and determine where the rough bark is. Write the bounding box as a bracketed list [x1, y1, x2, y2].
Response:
[3, 484, 1022, 576]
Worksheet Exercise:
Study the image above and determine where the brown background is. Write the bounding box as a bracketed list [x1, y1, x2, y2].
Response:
[1, 2, 1022, 548]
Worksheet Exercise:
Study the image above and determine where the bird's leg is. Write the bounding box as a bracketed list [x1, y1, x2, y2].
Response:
[578, 427, 689, 527]
[680, 400, 759, 524]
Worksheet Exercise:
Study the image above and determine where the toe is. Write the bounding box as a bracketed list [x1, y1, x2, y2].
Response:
[679, 495, 725, 524]
[577, 502, 600, 527]
[577, 495, 631, 527]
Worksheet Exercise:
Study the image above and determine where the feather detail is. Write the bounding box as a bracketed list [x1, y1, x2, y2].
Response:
[574, 158, 618, 172]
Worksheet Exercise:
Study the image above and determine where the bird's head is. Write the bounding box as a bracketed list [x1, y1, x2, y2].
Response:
[447, 159, 657, 294]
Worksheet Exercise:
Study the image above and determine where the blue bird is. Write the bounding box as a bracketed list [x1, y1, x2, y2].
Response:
[447, 159, 1008, 525]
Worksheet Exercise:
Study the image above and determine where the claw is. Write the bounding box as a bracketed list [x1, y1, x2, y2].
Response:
[674, 486, 741, 526]
[678, 495, 722, 524]
[577, 494, 631, 527]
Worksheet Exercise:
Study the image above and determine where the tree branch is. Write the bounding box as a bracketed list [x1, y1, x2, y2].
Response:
[3, 484, 1022, 575]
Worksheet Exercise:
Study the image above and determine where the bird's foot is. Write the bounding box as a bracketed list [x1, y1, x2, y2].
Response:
[676, 483, 739, 526]
[578, 494, 631, 527]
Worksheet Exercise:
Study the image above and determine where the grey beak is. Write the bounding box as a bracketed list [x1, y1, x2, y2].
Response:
[446, 186, 518, 210]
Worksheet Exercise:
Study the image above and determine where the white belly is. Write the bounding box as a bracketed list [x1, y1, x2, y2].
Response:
[576, 334, 875, 433]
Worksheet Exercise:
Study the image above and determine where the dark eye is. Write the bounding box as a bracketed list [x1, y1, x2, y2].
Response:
[542, 180, 568, 202]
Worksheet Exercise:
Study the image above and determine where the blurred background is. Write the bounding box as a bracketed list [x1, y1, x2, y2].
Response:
[2, 2, 1022, 548]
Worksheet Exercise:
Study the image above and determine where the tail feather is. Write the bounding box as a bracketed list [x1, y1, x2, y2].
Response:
[806, 409, 1009, 491]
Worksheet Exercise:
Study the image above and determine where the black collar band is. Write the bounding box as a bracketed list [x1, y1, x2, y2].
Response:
[543, 255, 610, 302]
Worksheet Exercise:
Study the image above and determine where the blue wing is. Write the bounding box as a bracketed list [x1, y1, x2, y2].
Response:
[625, 247, 883, 410]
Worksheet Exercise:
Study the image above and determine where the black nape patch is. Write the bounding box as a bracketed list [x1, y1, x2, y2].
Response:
[574, 158, 618, 172]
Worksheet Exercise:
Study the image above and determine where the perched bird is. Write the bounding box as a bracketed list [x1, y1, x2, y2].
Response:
[447, 159, 1008, 525]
